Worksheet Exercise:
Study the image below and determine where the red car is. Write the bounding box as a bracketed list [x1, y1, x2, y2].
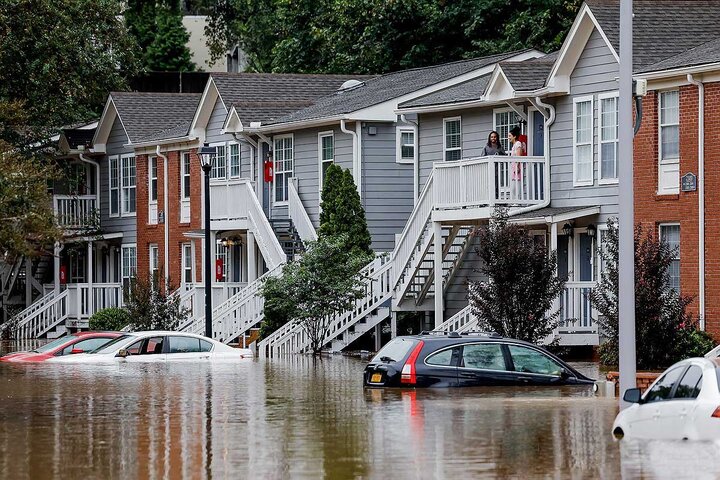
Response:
[0, 331, 122, 363]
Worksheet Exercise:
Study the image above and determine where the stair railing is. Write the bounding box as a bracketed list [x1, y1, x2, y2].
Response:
[288, 178, 318, 244]
[243, 182, 286, 270]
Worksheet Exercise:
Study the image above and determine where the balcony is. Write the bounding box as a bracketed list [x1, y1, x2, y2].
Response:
[209, 179, 254, 230]
[433, 155, 546, 212]
[53, 195, 98, 230]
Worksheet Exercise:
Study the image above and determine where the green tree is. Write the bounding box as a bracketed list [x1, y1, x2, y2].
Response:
[89, 307, 133, 331]
[590, 220, 715, 369]
[0, 0, 139, 144]
[258, 272, 298, 340]
[123, 276, 190, 331]
[468, 208, 566, 344]
[126, 0, 196, 72]
[206, 0, 580, 74]
[319, 164, 373, 256]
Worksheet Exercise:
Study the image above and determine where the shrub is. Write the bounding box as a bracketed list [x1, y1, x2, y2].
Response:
[89, 307, 131, 331]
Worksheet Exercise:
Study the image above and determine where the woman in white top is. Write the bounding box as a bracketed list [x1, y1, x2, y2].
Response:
[508, 126, 525, 201]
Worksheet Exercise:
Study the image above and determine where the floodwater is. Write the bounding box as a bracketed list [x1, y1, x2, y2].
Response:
[1, 343, 720, 479]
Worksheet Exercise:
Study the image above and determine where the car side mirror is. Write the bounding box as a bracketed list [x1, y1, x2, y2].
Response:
[623, 387, 642, 404]
[116, 349, 129, 358]
[559, 368, 571, 379]
[70, 349, 84, 355]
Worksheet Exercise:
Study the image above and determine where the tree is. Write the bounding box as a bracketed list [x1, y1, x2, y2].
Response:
[319, 164, 373, 256]
[590, 220, 715, 369]
[89, 307, 133, 331]
[0, 0, 139, 144]
[0, 141, 62, 259]
[258, 272, 298, 340]
[468, 208, 566, 344]
[126, 0, 196, 72]
[123, 275, 190, 331]
[206, 0, 580, 74]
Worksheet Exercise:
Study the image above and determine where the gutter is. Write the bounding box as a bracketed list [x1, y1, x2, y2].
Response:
[687, 74, 705, 329]
[156, 145, 170, 291]
[78, 153, 101, 212]
[636, 62, 720, 81]
[125, 135, 197, 149]
[400, 114, 420, 204]
[340, 119, 361, 196]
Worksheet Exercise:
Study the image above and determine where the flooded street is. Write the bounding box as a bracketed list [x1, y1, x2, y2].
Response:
[1, 343, 720, 479]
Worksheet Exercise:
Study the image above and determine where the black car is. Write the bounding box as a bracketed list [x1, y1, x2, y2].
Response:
[363, 332, 595, 388]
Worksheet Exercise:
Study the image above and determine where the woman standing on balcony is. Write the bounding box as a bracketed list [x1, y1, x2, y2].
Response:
[508, 127, 525, 201]
[481, 131, 505, 156]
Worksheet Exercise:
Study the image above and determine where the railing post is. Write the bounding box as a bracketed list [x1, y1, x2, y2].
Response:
[488, 157, 495, 206]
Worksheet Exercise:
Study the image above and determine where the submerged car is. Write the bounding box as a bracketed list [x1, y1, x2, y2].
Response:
[363, 332, 594, 388]
[46, 331, 253, 364]
[0, 331, 122, 363]
[613, 357, 720, 441]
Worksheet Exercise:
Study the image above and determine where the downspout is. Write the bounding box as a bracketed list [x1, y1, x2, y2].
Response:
[156, 145, 170, 291]
[340, 119, 361, 196]
[400, 114, 420, 205]
[687, 74, 705, 329]
[78, 153, 100, 210]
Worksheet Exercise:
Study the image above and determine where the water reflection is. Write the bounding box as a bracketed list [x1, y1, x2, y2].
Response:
[0, 349, 715, 479]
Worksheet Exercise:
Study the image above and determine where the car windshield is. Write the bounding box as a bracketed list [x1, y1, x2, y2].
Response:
[32, 336, 74, 353]
[90, 335, 134, 354]
[371, 338, 418, 363]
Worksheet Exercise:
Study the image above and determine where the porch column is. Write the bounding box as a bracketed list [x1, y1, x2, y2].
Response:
[54, 242, 61, 294]
[87, 241, 94, 315]
[390, 311, 397, 339]
[374, 323, 382, 351]
[25, 258, 32, 306]
[550, 223, 558, 267]
[109, 246, 116, 283]
[247, 231, 257, 282]
[433, 221, 444, 328]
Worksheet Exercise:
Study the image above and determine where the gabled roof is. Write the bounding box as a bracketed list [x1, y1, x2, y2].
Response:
[635, 37, 720, 74]
[265, 51, 533, 126]
[398, 74, 493, 109]
[499, 52, 558, 91]
[111, 92, 202, 144]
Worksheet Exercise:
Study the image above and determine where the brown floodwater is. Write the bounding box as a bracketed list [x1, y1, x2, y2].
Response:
[1, 341, 720, 479]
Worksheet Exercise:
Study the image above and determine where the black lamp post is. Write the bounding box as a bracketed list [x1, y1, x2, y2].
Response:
[198, 143, 217, 338]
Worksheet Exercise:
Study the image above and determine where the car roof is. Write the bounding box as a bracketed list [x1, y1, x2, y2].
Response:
[73, 331, 122, 337]
[124, 331, 213, 340]
[404, 332, 537, 347]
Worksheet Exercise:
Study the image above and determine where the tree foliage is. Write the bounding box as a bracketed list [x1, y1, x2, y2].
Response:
[89, 307, 133, 331]
[206, 0, 580, 73]
[123, 275, 190, 331]
[319, 164, 373, 256]
[468, 208, 566, 344]
[126, 0, 196, 72]
[0, 0, 139, 143]
[590, 220, 715, 369]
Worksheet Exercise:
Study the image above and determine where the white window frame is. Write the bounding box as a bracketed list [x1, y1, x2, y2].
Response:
[572, 95, 594, 187]
[210, 142, 227, 181]
[493, 107, 516, 153]
[395, 126, 416, 165]
[120, 154, 137, 216]
[149, 244, 159, 286]
[228, 142, 241, 179]
[109, 155, 120, 218]
[148, 156, 158, 225]
[180, 151, 191, 223]
[121, 244, 137, 285]
[658, 90, 680, 195]
[182, 243, 193, 285]
[659, 223, 681, 291]
[443, 117, 462, 162]
[273, 134, 294, 205]
[318, 131, 335, 201]
[598, 92, 619, 184]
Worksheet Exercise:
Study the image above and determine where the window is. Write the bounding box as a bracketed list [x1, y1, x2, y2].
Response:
[443, 117, 462, 161]
[141, 337, 165, 355]
[396, 127, 415, 164]
[216, 241, 228, 282]
[62, 337, 114, 356]
[494, 109, 516, 152]
[109, 156, 120, 217]
[673, 366, 703, 399]
[149, 244, 159, 286]
[658, 90, 680, 194]
[319, 132, 334, 195]
[211, 144, 226, 180]
[168, 336, 203, 353]
[121, 155, 136, 215]
[461, 344, 507, 370]
[644, 366, 684, 403]
[182, 243, 193, 284]
[229, 143, 240, 178]
[121, 244, 137, 287]
[274, 135, 293, 203]
[149, 156, 158, 202]
[180, 152, 191, 223]
[426, 348, 455, 366]
[370, 338, 417, 363]
[508, 345, 563, 376]
[599, 93, 619, 182]
[660, 224, 680, 291]
[573, 96, 594, 186]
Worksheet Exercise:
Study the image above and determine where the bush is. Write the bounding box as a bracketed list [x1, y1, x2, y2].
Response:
[89, 307, 131, 331]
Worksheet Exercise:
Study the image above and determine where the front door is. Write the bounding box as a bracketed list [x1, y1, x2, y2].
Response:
[532, 110, 545, 156]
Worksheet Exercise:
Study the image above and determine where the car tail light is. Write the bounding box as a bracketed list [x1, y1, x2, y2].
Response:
[712, 407, 720, 418]
[400, 341, 425, 385]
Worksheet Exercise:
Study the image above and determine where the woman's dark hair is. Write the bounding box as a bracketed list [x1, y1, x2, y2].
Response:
[487, 131, 501, 147]
[509, 126, 522, 138]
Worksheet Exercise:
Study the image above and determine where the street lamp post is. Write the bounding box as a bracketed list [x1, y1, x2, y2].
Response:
[198, 143, 217, 339]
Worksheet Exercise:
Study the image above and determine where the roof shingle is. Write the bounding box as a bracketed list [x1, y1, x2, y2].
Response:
[111, 92, 201, 144]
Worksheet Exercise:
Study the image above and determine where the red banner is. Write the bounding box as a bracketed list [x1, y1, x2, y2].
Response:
[59, 265, 67, 285]
[215, 259, 223, 281]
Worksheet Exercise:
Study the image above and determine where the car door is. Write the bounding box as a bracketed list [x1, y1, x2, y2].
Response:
[631, 366, 686, 439]
[166, 336, 211, 362]
[506, 345, 567, 385]
[420, 346, 460, 387]
[456, 342, 517, 387]
[123, 336, 167, 363]
[665, 365, 704, 438]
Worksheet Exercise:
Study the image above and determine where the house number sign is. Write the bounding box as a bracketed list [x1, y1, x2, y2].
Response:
[681, 172, 697, 192]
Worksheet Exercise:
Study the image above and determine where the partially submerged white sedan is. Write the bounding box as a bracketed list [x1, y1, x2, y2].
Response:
[47, 331, 253, 364]
[613, 357, 720, 441]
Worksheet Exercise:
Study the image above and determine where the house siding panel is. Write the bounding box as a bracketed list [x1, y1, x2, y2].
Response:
[100, 117, 136, 242]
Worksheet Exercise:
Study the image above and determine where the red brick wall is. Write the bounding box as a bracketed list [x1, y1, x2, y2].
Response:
[136, 148, 203, 291]
[634, 82, 720, 338]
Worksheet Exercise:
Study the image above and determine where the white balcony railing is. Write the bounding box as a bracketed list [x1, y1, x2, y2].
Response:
[433, 155, 546, 210]
[53, 195, 97, 229]
[557, 281, 597, 332]
[209, 179, 254, 223]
